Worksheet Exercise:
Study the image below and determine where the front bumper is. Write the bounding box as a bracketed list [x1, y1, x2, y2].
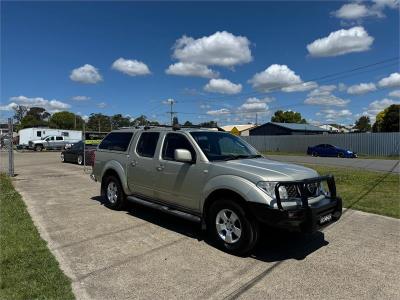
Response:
[248, 175, 342, 233]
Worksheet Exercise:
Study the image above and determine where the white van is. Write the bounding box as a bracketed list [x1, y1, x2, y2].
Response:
[18, 128, 82, 148]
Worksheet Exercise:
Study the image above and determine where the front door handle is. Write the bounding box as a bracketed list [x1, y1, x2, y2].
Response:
[130, 160, 137, 167]
[156, 164, 164, 171]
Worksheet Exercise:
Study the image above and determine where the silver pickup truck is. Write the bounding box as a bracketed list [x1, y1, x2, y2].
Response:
[29, 135, 79, 151]
[91, 126, 342, 255]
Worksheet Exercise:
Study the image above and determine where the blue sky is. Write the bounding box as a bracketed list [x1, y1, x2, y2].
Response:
[1, 1, 399, 126]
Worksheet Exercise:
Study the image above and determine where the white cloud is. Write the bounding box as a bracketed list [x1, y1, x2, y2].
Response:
[305, 86, 350, 107]
[347, 82, 377, 95]
[308, 85, 337, 96]
[332, 3, 382, 20]
[0, 102, 18, 111]
[165, 62, 218, 78]
[238, 98, 269, 113]
[72, 95, 91, 101]
[70, 64, 103, 84]
[111, 58, 151, 76]
[320, 109, 352, 120]
[307, 26, 374, 57]
[204, 78, 242, 94]
[282, 81, 318, 92]
[388, 90, 400, 98]
[378, 72, 400, 88]
[246, 96, 275, 104]
[362, 98, 400, 121]
[338, 83, 347, 91]
[200, 104, 211, 109]
[6, 96, 70, 112]
[162, 98, 175, 105]
[172, 31, 252, 67]
[97, 102, 107, 108]
[206, 108, 231, 116]
[373, 0, 399, 9]
[249, 64, 307, 92]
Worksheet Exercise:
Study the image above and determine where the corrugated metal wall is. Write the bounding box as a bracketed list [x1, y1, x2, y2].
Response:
[241, 132, 400, 156]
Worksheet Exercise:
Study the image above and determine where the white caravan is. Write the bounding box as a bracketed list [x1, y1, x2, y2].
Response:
[18, 128, 82, 148]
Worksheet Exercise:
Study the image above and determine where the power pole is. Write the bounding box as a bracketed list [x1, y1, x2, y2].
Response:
[98, 119, 101, 133]
[255, 113, 258, 125]
[168, 99, 176, 125]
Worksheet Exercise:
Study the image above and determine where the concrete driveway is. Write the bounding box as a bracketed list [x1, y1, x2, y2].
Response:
[6, 152, 400, 299]
[267, 155, 400, 173]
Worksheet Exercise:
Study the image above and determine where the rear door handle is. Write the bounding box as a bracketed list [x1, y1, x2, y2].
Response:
[156, 164, 164, 171]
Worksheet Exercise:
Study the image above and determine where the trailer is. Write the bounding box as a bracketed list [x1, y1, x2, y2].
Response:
[18, 128, 82, 148]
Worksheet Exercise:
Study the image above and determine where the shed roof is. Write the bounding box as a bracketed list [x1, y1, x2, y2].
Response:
[263, 122, 327, 132]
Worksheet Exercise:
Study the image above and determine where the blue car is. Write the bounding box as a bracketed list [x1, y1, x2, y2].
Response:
[307, 144, 357, 158]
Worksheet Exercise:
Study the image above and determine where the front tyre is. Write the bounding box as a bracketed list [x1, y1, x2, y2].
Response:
[207, 199, 259, 255]
[102, 175, 126, 210]
[77, 154, 83, 165]
[61, 152, 65, 163]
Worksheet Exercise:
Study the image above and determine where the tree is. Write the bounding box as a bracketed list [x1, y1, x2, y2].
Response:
[271, 110, 306, 123]
[49, 111, 84, 130]
[380, 104, 399, 132]
[183, 121, 193, 126]
[199, 121, 218, 128]
[12, 105, 28, 124]
[87, 113, 111, 132]
[372, 110, 385, 132]
[17, 106, 50, 129]
[130, 115, 149, 126]
[354, 116, 371, 132]
[26, 107, 50, 121]
[110, 114, 130, 129]
[172, 116, 179, 126]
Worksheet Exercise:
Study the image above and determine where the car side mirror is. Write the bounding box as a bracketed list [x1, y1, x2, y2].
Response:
[174, 149, 193, 163]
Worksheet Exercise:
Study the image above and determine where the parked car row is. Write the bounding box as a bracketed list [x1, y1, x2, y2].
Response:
[307, 144, 357, 158]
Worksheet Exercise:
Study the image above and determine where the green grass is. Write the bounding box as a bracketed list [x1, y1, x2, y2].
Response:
[263, 151, 399, 160]
[0, 174, 74, 300]
[301, 164, 400, 219]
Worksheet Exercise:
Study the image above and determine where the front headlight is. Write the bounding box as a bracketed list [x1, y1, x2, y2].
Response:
[257, 181, 288, 200]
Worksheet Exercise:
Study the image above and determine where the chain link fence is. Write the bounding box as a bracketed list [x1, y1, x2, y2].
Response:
[0, 118, 15, 176]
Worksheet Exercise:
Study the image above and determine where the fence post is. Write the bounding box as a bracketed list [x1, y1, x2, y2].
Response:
[8, 118, 14, 177]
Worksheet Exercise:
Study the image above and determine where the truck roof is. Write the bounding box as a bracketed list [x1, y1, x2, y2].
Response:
[113, 125, 224, 133]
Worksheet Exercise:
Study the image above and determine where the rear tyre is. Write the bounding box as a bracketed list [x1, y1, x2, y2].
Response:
[61, 153, 65, 163]
[207, 199, 259, 255]
[77, 155, 83, 165]
[338, 153, 344, 158]
[102, 175, 126, 210]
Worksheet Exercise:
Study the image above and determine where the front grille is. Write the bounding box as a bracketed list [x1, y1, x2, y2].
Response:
[284, 182, 321, 199]
[286, 185, 299, 198]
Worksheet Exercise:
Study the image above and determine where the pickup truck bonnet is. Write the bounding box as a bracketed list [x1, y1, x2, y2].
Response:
[214, 158, 319, 182]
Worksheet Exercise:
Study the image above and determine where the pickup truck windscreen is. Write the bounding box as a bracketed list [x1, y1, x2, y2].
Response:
[190, 131, 260, 161]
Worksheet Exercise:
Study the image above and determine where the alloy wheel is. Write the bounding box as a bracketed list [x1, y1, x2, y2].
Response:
[215, 209, 242, 244]
[107, 181, 118, 204]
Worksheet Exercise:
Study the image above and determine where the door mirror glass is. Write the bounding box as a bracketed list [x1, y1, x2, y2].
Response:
[174, 149, 192, 163]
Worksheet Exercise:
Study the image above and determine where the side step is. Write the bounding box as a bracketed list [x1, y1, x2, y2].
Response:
[127, 195, 201, 223]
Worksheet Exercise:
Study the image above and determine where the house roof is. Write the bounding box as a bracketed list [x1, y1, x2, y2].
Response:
[266, 122, 328, 132]
[221, 124, 256, 132]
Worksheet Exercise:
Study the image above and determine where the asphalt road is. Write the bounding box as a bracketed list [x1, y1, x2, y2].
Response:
[5, 152, 400, 299]
[267, 155, 400, 173]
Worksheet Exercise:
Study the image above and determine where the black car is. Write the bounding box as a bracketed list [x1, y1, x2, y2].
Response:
[61, 141, 97, 165]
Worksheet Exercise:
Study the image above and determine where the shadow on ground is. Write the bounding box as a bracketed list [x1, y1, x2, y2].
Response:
[91, 196, 328, 263]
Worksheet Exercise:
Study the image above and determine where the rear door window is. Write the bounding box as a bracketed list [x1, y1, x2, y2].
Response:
[56, 136, 63, 141]
[99, 132, 133, 151]
[136, 132, 160, 158]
